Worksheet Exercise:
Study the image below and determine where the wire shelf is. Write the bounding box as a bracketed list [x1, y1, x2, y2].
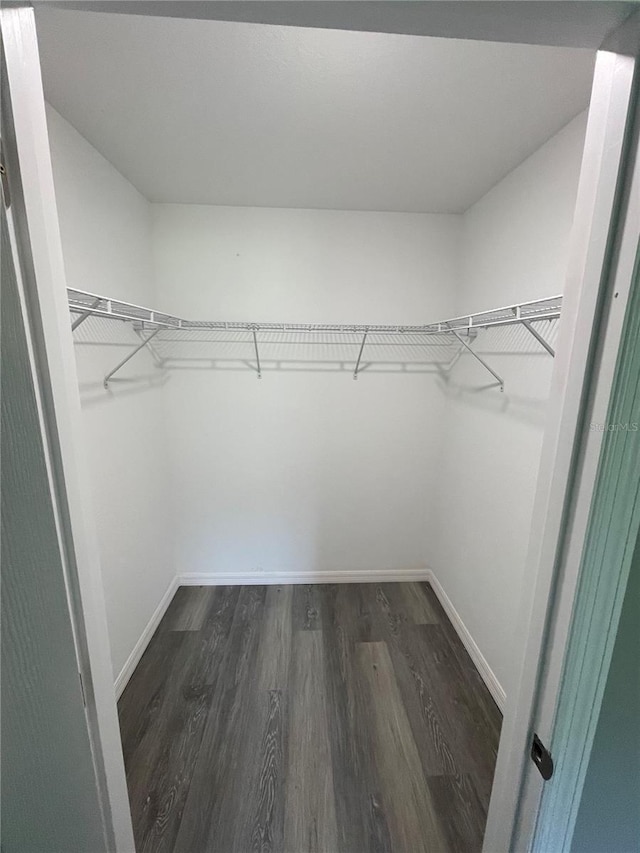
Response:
[441, 295, 562, 332]
[68, 288, 181, 328]
[68, 288, 561, 335]
[67, 288, 562, 387]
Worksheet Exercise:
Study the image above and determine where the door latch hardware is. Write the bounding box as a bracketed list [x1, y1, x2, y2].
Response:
[531, 733, 554, 780]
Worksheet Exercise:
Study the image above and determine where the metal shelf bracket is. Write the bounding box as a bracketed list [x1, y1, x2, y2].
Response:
[251, 327, 262, 379]
[353, 330, 369, 379]
[522, 319, 556, 357]
[103, 329, 160, 388]
[451, 330, 505, 392]
[71, 297, 101, 331]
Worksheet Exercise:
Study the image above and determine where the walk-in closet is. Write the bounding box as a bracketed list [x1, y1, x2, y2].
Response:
[27, 5, 599, 851]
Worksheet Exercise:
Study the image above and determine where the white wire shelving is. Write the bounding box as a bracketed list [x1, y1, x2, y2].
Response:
[67, 288, 562, 390]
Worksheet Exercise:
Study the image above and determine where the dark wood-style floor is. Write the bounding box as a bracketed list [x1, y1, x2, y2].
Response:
[118, 583, 501, 853]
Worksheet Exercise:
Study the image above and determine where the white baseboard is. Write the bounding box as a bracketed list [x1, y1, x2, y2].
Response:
[114, 575, 179, 698]
[177, 567, 431, 586]
[425, 569, 506, 712]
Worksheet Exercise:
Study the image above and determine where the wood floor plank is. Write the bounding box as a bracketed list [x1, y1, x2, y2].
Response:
[120, 582, 501, 853]
[365, 584, 459, 777]
[230, 586, 292, 853]
[371, 584, 404, 640]
[384, 630, 460, 777]
[420, 583, 502, 741]
[397, 581, 440, 625]
[118, 630, 187, 760]
[256, 585, 293, 691]
[320, 584, 393, 853]
[158, 586, 194, 631]
[371, 581, 438, 640]
[408, 624, 501, 808]
[357, 641, 448, 853]
[161, 585, 215, 631]
[123, 632, 204, 851]
[242, 689, 286, 853]
[427, 773, 487, 853]
[340, 582, 375, 643]
[185, 584, 241, 686]
[120, 631, 194, 782]
[292, 583, 322, 631]
[172, 585, 267, 853]
[137, 680, 213, 853]
[284, 630, 337, 853]
[129, 587, 245, 852]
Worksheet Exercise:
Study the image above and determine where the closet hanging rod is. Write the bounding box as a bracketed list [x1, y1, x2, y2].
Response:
[67, 288, 562, 337]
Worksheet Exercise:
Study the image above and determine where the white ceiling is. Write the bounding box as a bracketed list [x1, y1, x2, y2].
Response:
[35, 9, 595, 213]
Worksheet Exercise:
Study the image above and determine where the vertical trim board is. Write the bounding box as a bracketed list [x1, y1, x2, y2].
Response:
[483, 40, 640, 853]
[533, 191, 640, 850]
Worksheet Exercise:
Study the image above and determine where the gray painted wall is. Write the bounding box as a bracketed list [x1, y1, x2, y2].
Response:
[571, 528, 640, 853]
[1, 193, 107, 852]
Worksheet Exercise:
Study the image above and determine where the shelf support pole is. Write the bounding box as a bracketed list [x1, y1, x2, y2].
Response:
[353, 330, 368, 379]
[451, 330, 504, 391]
[522, 319, 555, 357]
[252, 328, 262, 379]
[71, 297, 101, 331]
[103, 328, 160, 388]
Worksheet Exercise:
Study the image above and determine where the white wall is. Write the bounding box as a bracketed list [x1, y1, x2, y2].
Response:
[47, 101, 586, 706]
[152, 205, 460, 578]
[46, 106, 174, 681]
[427, 113, 588, 701]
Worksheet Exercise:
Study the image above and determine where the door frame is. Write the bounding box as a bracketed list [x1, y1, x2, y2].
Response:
[530, 77, 640, 852]
[3, 3, 638, 851]
[1, 6, 136, 851]
[484, 33, 640, 852]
